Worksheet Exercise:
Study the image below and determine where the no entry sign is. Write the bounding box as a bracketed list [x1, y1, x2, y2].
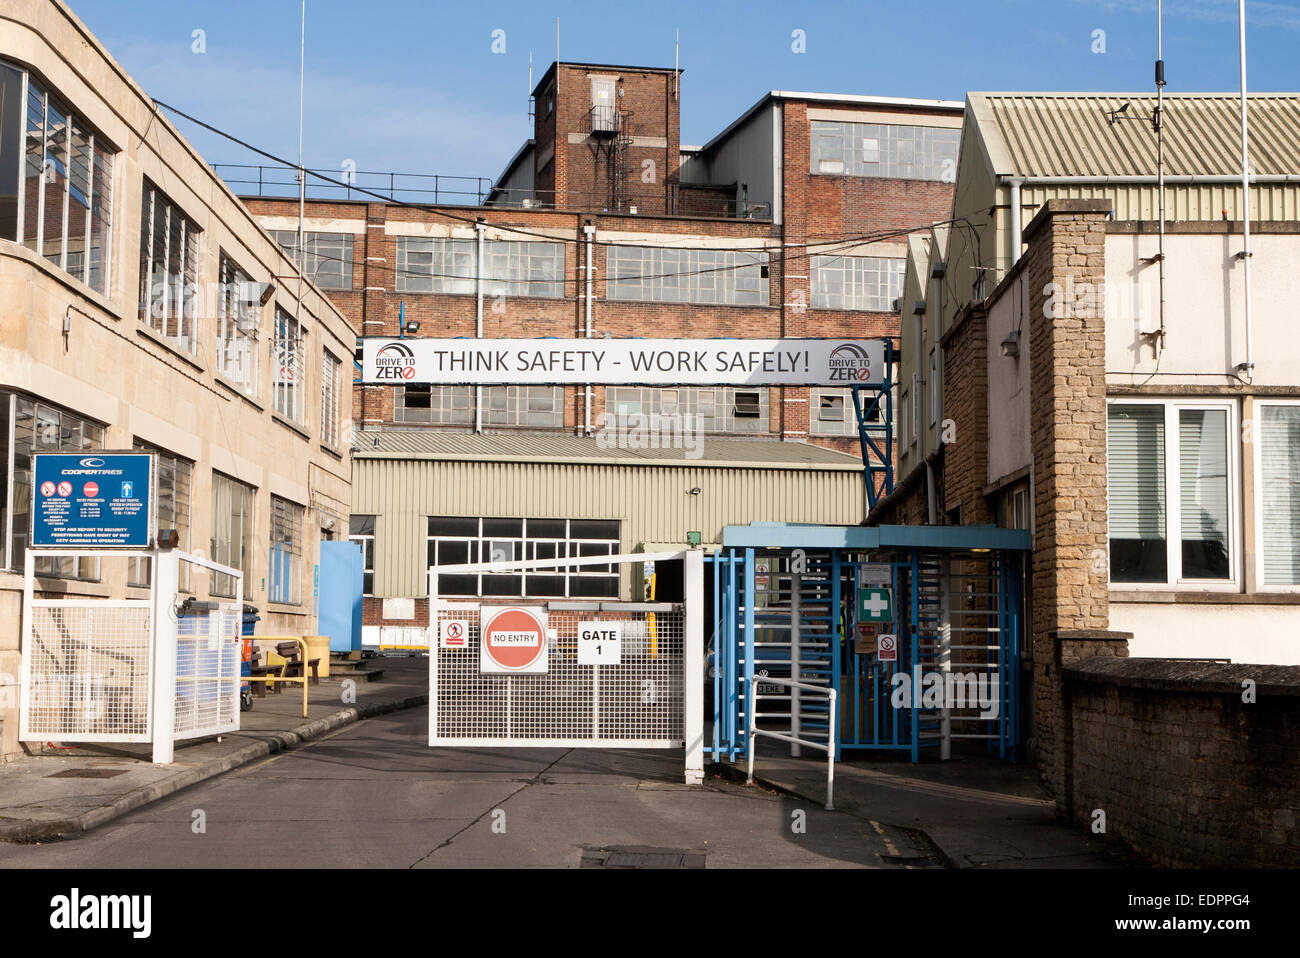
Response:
[480, 606, 549, 674]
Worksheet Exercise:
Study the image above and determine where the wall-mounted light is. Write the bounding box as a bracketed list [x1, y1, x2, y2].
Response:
[404, 320, 421, 334]
[1000, 329, 1021, 358]
[687, 487, 701, 496]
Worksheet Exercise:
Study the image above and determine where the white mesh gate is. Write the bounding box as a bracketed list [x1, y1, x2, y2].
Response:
[429, 550, 705, 784]
[172, 554, 243, 741]
[19, 549, 244, 761]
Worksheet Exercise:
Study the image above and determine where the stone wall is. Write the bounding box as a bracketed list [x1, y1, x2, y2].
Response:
[1022, 199, 1116, 800]
[1064, 658, 1300, 867]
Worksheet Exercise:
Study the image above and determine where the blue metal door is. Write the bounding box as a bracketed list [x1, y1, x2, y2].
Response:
[319, 541, 363, 653]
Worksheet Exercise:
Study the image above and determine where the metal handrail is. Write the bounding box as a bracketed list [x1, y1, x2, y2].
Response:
[746, 675, 837, 810]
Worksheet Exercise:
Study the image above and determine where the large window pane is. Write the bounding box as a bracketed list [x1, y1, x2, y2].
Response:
[396, 237, 563, 297]
[22, 76, 44, 252]
[0, 63, 22, 241]
[216, 253, 260, 395]
[1261, 406, 1300, 586]
[211, 473, 254, 599]
[810, 120, 959, 181]
[607, 246, 769, 306]
[41, 99, 67, 268]
[1179, 409, 1230, 579]
[1108, 405, 1167, 583]
[139, 181, 199, 350]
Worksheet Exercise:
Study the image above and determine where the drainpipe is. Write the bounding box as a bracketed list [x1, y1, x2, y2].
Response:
[583, 222, 595, 434]
[1007, 177, 1024, 270]
[475, 218, 485, 433]
[1236, 0, 1255, 380]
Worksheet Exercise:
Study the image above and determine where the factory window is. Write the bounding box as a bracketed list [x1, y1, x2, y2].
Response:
[395, 237, 564, 298]
[810, 387, 885, 437]
[1, 393, 104, 578]
[395, 385, 562, 428]
[272, 308, 305, 424]
[127, 442, 192, 590]
[210, 472, 254, 599]
[349, 515, 375, 596]
[1257, 403, 1300, 588]
[427, 516, 620, 599]
[216, 253, 261, 397]
[1107, 401, 1236, 587]
[270, 230, 354, 290]
[138, 180, 199, 350]
[606, 246, 770, 306]
[811, 254, 905, 311]
[269, 496, 303, 605]
[320, 350, 342, 447]
[606, 386, 769, 435]
[810, 120, 959, 181]
[0, 61, 115, 294]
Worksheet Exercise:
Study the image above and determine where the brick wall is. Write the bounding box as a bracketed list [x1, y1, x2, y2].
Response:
[1064, 658, 1300, 867]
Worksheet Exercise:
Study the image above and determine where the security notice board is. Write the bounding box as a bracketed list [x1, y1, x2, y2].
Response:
[31, 452, 155, 548]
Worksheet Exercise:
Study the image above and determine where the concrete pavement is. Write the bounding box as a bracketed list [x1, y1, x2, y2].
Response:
[0, 655, 1136, 866]
[0, 655, 428, 843]
[731, 742, 1140, 868]
[0, 707, 934, 868]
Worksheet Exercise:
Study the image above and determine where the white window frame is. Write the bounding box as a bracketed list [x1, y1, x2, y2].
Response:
[1252, 399, 1300, 594]
[1105, 397, 1241, 592]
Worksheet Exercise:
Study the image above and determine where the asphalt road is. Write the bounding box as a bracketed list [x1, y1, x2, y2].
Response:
[0, 706, 933, 869]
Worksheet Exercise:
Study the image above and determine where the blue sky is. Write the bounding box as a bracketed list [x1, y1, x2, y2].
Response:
[67, 0, 1300, 184]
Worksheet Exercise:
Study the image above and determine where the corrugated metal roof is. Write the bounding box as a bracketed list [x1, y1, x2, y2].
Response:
[970, 92, 1300, 178]
[352, 429, 861, 470]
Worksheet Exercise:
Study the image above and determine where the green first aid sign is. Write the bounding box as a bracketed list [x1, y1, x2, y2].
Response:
[858, 587, 894, 623]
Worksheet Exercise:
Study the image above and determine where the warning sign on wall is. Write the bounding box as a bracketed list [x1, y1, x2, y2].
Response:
[877, 634, 898, 662]
[480, 606, 549, 674]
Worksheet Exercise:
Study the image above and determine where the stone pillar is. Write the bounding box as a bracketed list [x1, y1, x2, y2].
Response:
[1023, 199, 1129, 805]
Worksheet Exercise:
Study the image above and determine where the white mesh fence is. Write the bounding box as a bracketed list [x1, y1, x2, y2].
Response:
[21, 602, 153, 741]
[431, 601, 685, 746]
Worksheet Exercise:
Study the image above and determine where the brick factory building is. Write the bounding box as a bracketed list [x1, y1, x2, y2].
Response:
[234, 63, 963, 641]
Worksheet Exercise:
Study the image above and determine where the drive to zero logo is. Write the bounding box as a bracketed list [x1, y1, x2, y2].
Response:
[83, 481, 99, 498]
[827, 342, 875, 382]
[480, 607, 549, 673]
[372, 342, 418, 381]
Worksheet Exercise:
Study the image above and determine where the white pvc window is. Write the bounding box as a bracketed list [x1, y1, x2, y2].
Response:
[349, 515, 375, 596]
[1256, 402, 1300, 588]
[1106, 399, 1238, 588]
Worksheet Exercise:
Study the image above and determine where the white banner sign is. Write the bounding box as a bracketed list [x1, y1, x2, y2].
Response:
[362, 338, 887, 386]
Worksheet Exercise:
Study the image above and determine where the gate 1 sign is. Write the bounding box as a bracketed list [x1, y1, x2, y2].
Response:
[480, 606, 549, 674]
[577, 622, 623, 665]
[31, 452, 154, 548]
